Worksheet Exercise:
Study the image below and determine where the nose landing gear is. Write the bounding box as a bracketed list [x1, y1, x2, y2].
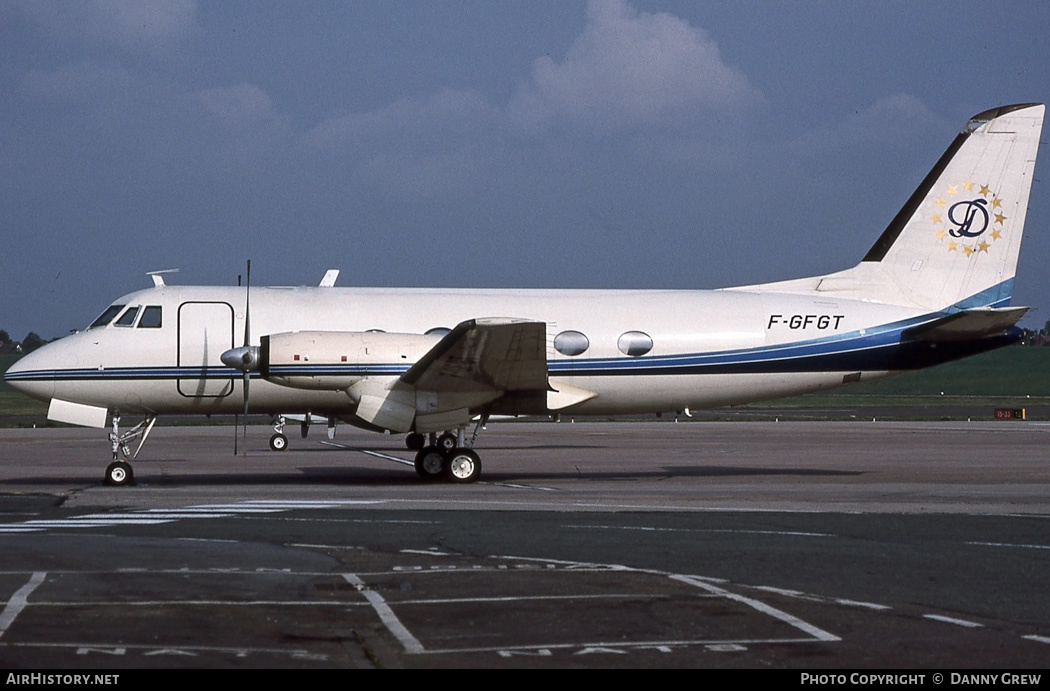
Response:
[103, 414, 156, 486]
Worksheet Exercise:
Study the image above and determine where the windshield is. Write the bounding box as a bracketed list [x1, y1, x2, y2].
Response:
[88, 304, 125, 329]
[115, 306, 140, 327]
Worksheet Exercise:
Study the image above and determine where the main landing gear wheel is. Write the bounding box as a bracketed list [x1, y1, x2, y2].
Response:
[405, 433, 425, 451]
[445, 449, 481, 483]
[436, 432, 458, 453]
[105, 461, 134, 487]
[414, 446, 446, 481]
[269, 433, 288, 451]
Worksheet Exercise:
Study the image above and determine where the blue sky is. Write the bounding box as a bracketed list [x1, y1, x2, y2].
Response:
[2, 0, 1049, 339]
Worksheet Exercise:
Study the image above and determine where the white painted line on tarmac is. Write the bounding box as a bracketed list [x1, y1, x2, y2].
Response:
[833, 598, 891, 611]
[4, 640, 321, 658]
[424, 636, 823, 656]
[1023, 635, 1050, 645]
[21, 520, 174, 527]
[0, 499, 394, 535]
[320, 441, 412, 465]
[968, 541, 1050, 551]
[343, 572, 425, 654]
[751, 586, 890, 611]
[34, 599, 369, 607]
[178, 505, 286, 512]
[360, 449, 414, 465]
[395, 593, 655, 606]
[498, 554, 839, 644]
[120, 513, 238, 519]
[568, 524, 832, 538]
[670, 573, 841, 642]
[0, 572, 45, 639]
[923, 614, 983, 628]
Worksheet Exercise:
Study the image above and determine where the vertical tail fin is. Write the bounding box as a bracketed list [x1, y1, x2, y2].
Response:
[855, 103, 1044, 310]
[741, 104, 1045, 311]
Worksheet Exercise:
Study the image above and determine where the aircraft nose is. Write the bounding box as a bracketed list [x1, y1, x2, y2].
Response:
[3, 345, 56, 403]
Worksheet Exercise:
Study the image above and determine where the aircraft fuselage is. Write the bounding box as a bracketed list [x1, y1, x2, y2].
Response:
[7, 284, 1014, 422]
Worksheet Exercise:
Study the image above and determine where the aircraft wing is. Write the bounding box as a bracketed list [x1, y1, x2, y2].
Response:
[400, 318, 548, 394]
[902, 306, 1029, 342]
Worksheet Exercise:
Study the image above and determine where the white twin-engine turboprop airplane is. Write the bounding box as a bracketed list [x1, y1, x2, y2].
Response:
[5, 103, 1044, 486]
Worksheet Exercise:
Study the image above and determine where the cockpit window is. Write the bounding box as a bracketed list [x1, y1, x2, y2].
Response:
[115, 306, 140, 327]
[89, 304, 125, 329]
[138, 306, 162, 328]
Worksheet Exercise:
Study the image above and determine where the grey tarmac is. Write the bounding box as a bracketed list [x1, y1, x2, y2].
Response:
[0, 421, 1048, 668]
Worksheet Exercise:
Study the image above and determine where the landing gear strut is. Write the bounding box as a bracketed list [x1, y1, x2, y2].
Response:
[103, 414, 156, 486]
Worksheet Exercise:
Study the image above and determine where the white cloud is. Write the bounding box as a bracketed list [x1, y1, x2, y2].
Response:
[507, 0, 762, 132]
[307, 0, 762, 150]
[787, 94, 939, 157]
[13, 0, 196, 50]
[194, 84, 276, 124]
[20, 62, 137, 103]
[304, 89, 498, 151]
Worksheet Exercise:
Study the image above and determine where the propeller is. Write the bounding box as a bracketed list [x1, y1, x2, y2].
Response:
[221, 260, 259, 455]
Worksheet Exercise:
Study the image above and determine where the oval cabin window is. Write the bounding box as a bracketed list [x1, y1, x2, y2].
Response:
[617, 331, 653, 357]
[554, 330, 590, 356]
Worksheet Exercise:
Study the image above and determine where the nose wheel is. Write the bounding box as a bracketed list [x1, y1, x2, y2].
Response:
[105, 461, 134, 486]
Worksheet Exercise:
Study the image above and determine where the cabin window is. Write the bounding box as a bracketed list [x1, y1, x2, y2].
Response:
[554, 330, 590, 356]
[114, 306, 140, 327]
[617, 331, 653, 357]
[89, 305, 125, 329]
[137, 306, 162, 328]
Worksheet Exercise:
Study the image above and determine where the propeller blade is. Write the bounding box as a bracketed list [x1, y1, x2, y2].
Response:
[242, 260, 251, 456]
[243, 259, 251, 348]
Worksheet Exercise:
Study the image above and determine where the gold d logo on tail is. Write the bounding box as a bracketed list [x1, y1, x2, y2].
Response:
[932, 182, 1006, 256]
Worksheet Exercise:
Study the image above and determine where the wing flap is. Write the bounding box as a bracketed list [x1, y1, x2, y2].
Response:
[401, 318, 548, 394]
[547, 378, 598, 410]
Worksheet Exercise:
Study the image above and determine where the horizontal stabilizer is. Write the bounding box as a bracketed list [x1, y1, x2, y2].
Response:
[902, 306, 1028, 342]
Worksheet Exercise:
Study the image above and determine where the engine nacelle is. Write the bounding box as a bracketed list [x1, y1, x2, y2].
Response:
[260, 330, 441, 390]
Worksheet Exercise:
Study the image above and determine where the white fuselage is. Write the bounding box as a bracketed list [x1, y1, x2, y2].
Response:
[8, 283, 945, 422]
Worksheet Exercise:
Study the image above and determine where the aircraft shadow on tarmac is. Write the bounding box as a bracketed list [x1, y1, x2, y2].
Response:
[0, 462, 864, 488]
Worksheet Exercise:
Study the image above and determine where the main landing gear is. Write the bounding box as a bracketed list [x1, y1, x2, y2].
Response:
[103, 414, 157, 487]
[412, 428, 483, 483]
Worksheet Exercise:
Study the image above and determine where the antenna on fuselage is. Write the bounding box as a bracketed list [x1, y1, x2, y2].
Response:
[146, 269, 179, 287]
